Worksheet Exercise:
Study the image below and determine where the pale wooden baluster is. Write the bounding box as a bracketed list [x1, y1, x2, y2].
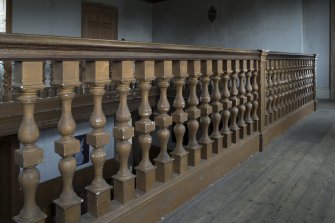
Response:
[53, 61, 83, 223]
[211, 60, 223, 154]
[171, 61, 189, 174]
[186, 60, 202, 166]
[245, 60, 254, 135]
[13, 61, 47, 223]
[276, 60, 283, 118]
[230, 60, 240, 143]
[272, 60, 279, 121]
[111, 61, 136, 204]
[199, 60, 213, 159]
[134, 60, 156, 192]
[267, 60, 274, 123]
[154, 60, 173, 182]
[220, 60, 232, 148]
[237, 60, 247, 139]
[251, 60, 259, 132]
[84, 61, 112, 217]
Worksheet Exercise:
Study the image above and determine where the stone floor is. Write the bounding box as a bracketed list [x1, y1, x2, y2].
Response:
[163, 101, 335, 223]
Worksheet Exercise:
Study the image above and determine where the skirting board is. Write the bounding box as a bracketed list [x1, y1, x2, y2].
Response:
[82, 133, 260, 223]
[261, 101, 315, 150]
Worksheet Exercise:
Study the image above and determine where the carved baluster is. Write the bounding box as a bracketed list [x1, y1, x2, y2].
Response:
[230, 60, 240, 143]
[3, 60, 13, 102]
[283, 60, 289, 115]
[84, 61, 112, 217]
[210, 60, 223, 154]
[48, 61, 56, 97]
[272, 60, 278, 121]
[245, 60, 254, 135]
[267, 60, 274, 123]
[13, 61, 46, 223]
[220, 60, 232, 148]
[154, 61, 173, 182]
[251, 60, 259, 132]
[186, 60, 202, 166]
[111, 61, 135, 204]
[199, 60, 213, 159]
[277, 60, 283, 118]
[237, 60, 247, 139]
[171, 61, 189, 174]
[52, 61, 82, 223]
[134, 60, 156, 192]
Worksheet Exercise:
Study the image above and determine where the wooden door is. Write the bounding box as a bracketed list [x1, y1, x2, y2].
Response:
[82, 2, 118, 40]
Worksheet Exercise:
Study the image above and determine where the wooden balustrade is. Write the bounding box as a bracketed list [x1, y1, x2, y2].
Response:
[0, 34, 318, 223]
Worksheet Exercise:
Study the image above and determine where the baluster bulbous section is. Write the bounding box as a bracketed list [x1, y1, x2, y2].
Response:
[221, 60, 232, 148]
[211, 60, 224, 154]
[199, 60, 213, 159]
[84, 61, 112, 217]
[154, 60, 173, 182]
[111, 61, 136, 204]
[171, 61, 189, 174]
[53, 61, 82, 223]
[245, 60, 254, 135]
[251, 60, 259, 132]
[134, 60, 157, 192]
[13, 61, 47, 223]
[186, 60, 202, 166]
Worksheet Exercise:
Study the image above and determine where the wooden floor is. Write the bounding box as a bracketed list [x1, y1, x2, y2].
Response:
[163, 101, 335, 223]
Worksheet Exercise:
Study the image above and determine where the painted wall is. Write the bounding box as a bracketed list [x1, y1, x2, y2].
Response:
[12, 0, 153, 42]
[152, 0, 330, 99]
[303, 0, 330, 99]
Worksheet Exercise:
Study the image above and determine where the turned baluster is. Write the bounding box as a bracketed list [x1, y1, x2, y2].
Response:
[276, 60, 283, 118]
[211, 60, 223, 154]
[251, 60, 259, 132]
[111, 61, 136, 204]
[84, 61, 112, 217]
[237, 60, 247, 139]
[171, 61, 189, 174]
[134, 60, 156, 192]
[230, 60, 240, 143]
[245, 60, 254, 135]
[287, 60, 292, 113]
[53, 61, 83, 223]
[13, 61, 47, 223]
[220, 60, 232, 148]
[283, 60, 290, 115]
[267, 60, 274, 123]
[272, 60, 279, 121]
[186, 60, 202, 166]
[199, 60, 213, 159]
[154, 60, 173, 182]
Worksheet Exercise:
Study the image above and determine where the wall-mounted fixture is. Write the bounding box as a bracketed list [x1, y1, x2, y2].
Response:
[208, 6, 217, 23]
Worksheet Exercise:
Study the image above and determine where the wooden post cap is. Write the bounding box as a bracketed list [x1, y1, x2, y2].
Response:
[13, 61, 44, 90]
[53, 61, 80, 87]
[111, 61, 134, 83]
[85, 61, 110, 85]
[135, 61, 155, 81]
[187, 60, 201, 77]
[201, 60, 213, 76]
[213, 60, 223, 75]
[155, 60, 173, 79]
[173, 60, 188, 78]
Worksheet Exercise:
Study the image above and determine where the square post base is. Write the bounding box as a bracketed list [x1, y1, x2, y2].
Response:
[171, 151, 189, 174]
[186, 145, 202, 167]
[13, 211, 46, 223]
[247, 122, 254, 135]
[212, 136, 223, 154]
[135, 166, 157, 192]
[239, 125, 247, 139]
[154, 159, 173, 183]
[223, 132, 232, 148]
[253, 120, 259, 132]
[112, 175, 135, 204]
[200, 142, 213, 160]
[231, 129, 240, 144]
[86, 186, 112, 218]
[54, 198, 82, 223]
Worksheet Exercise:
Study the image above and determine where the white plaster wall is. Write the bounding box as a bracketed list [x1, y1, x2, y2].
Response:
[12, 0, 153, 42]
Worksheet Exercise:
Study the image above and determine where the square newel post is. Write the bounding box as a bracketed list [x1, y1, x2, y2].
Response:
[185, 60, 202, 166]
[52, 61, 83, 223]
[84, 61, 112, 217]
[171, 60, 189, 174]
[221, 60, 232, 148]
[210, 60, 223, 154]
[111, 60, 136, 204]
[13, 61, 47, 223]
[199, 60, 213, 159]
[134, 60, 157, 192]
[154, 61, 173, 182]
[230, 60, 240, 144]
